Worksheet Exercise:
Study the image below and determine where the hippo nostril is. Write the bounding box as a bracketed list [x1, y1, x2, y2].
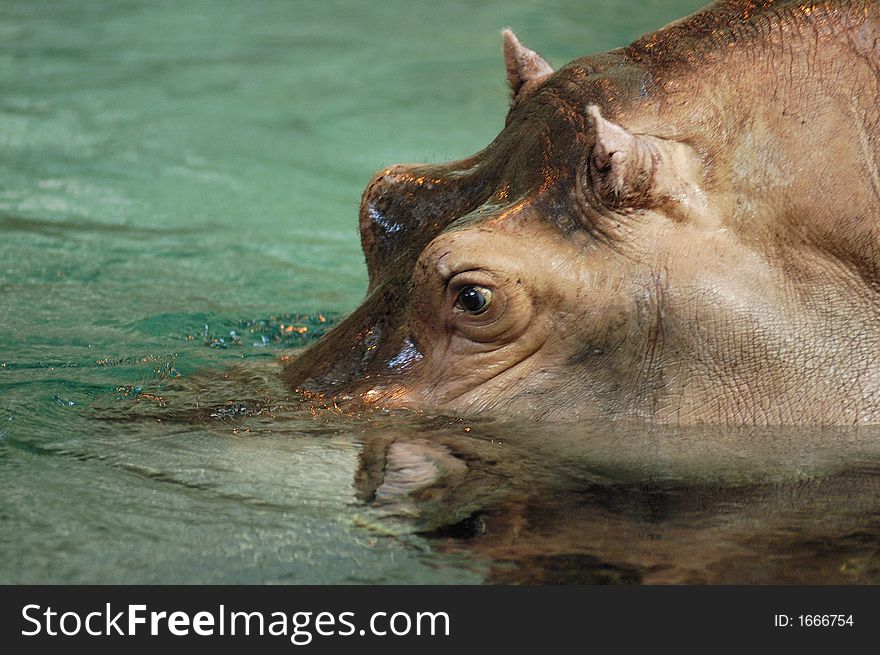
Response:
[359, 160, 491, 287]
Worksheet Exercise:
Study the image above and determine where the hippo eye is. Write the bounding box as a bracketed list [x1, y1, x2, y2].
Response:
[456, 285, 493, 314]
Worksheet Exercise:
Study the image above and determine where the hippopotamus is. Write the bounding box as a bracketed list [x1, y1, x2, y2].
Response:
[285, 0, 880, 424]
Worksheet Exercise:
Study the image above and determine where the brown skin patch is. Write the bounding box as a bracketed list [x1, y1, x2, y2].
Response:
[285, 0, 880, 425]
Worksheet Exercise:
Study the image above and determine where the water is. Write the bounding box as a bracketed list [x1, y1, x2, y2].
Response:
[2, 0, 878, 584]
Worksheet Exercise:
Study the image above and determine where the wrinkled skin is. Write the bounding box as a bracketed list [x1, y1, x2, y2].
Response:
[286, 0, 880, 424]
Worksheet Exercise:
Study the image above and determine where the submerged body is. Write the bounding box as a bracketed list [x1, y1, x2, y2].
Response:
[286, 0, 880, 424]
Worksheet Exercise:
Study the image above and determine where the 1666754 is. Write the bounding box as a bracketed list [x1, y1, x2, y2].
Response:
[773, 614, 854, 628]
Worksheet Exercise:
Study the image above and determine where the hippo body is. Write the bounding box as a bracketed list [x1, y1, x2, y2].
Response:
[286, 0, 880, 424]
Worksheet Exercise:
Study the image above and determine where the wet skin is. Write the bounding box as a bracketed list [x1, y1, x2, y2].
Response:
[285, 0, 880, 424]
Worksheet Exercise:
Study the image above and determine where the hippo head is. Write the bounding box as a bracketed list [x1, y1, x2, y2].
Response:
[284, 28, 880, 424]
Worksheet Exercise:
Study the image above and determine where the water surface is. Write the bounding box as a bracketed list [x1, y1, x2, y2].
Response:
[4, 0, 878, 584]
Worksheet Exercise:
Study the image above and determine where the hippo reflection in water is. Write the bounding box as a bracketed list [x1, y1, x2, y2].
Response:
[286, 0, 880, 425]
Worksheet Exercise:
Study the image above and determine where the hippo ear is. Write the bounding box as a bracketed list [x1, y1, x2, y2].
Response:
[587, 105, 659, 207]
[587, 105, 710, 220]
[502, 29, 553, 97]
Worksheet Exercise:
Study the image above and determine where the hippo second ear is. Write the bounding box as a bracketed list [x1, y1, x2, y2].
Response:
[502, 29, 553, 97]
[587, 105, 659, 207]
[586, 105, 708, 218]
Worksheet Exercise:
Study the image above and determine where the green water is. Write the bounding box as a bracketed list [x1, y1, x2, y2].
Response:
[4, 0, 879, 585]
